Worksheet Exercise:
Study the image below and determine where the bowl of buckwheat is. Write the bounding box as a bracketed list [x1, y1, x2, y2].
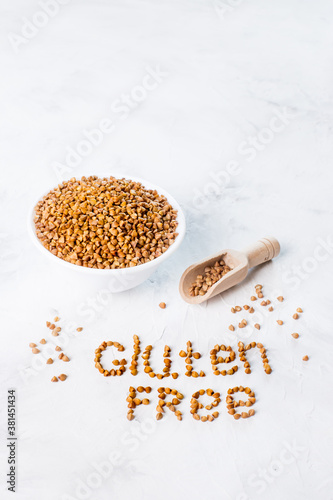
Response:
[28, 174, 186, 292]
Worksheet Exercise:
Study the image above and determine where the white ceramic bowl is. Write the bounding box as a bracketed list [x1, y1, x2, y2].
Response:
[28, 175, 186, 292]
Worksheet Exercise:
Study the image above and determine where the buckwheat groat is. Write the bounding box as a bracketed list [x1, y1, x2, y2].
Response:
[34, 176, 178, 269]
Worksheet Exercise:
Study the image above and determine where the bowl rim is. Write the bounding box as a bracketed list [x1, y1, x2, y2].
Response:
[27, 173, 186, 275]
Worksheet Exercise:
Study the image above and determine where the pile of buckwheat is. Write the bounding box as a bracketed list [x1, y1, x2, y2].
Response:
[34, 176, 179, 269]
[189, 259, 231, 296]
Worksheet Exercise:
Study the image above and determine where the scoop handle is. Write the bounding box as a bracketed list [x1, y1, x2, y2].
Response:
[243, 237, 280, 269]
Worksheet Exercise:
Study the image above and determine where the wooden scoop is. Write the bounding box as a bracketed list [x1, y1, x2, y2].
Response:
[179, 237, 280, 304]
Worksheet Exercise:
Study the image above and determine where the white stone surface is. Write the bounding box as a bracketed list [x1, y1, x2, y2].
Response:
[1, 1, 333, 499]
